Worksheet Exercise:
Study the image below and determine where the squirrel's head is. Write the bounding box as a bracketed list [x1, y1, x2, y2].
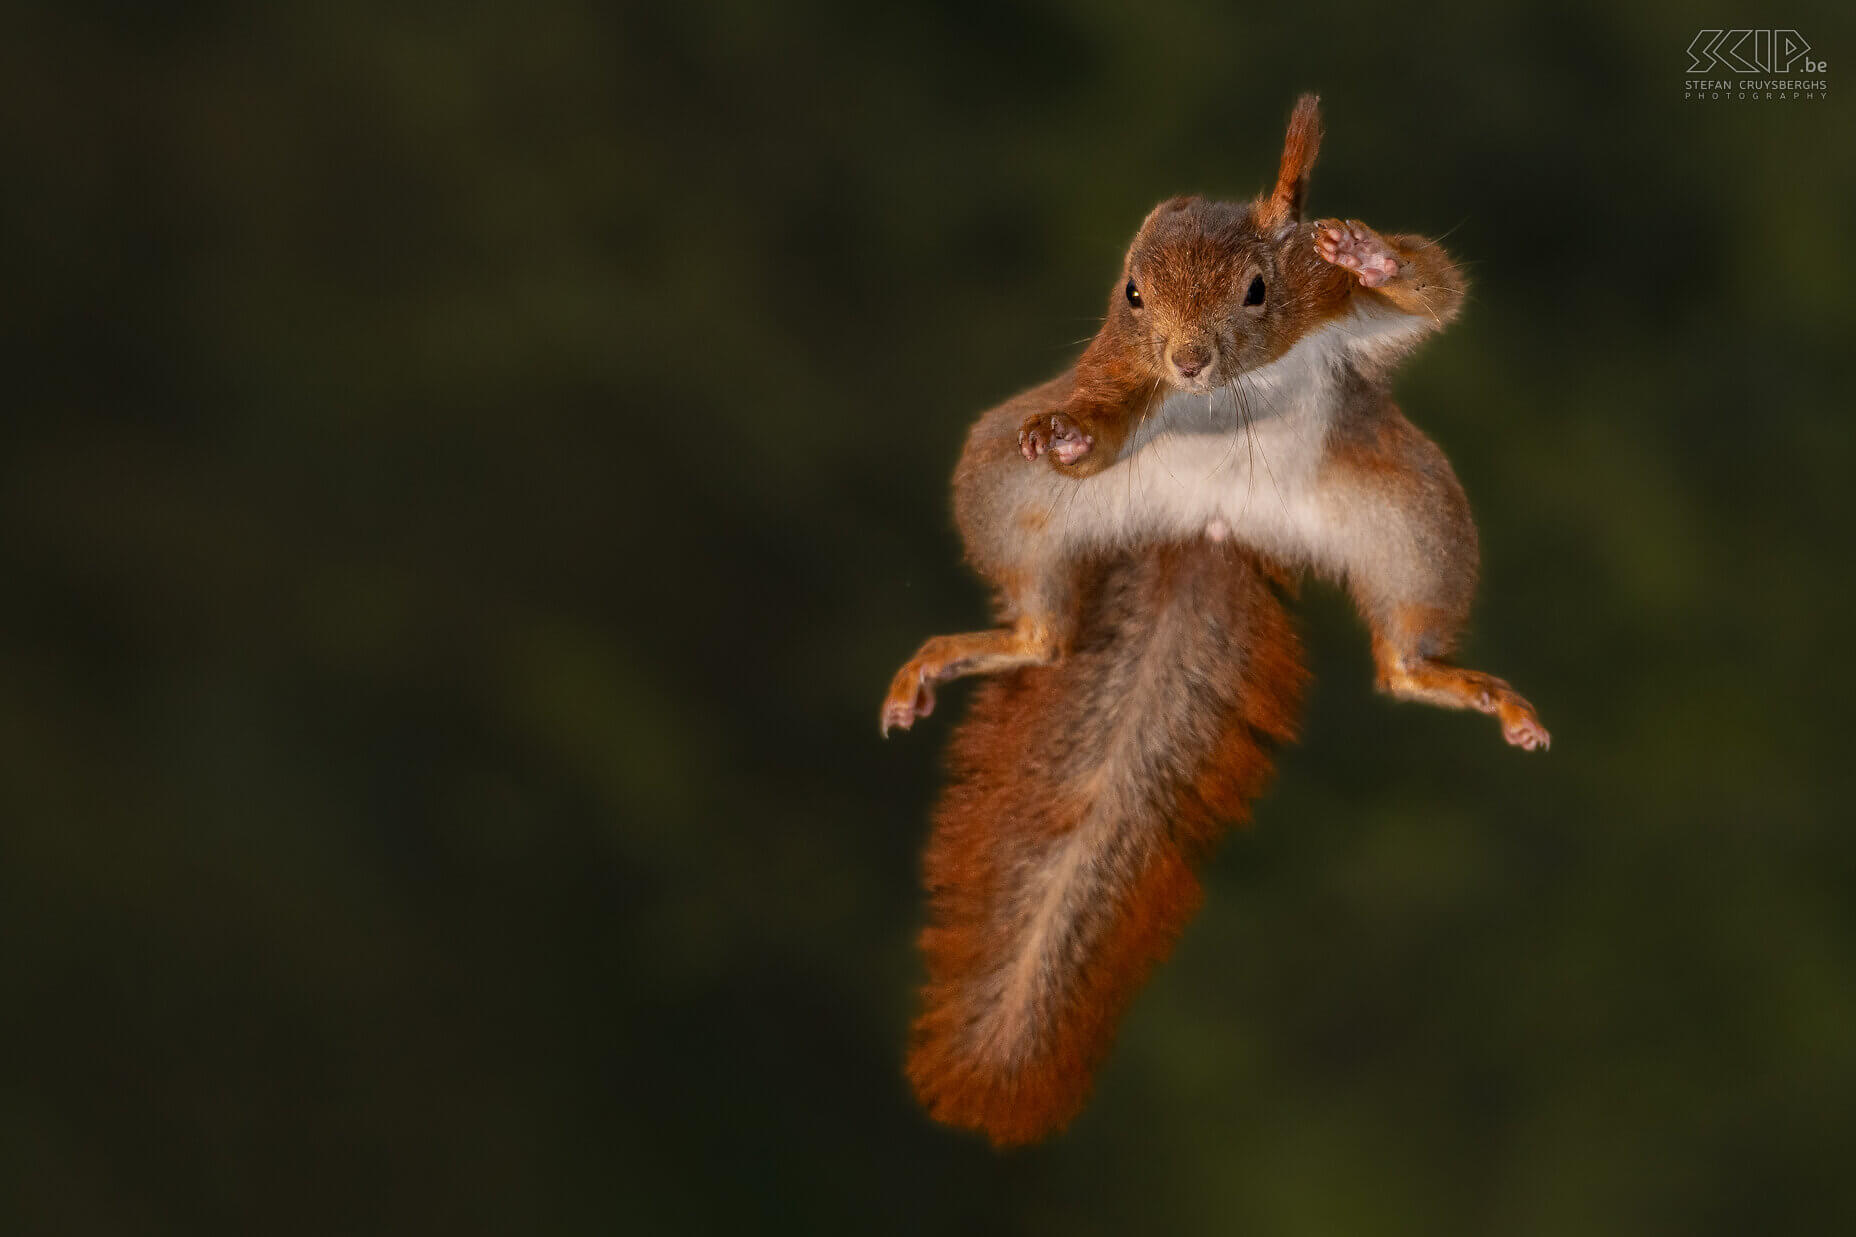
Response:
[1105, 94, 1327, 393]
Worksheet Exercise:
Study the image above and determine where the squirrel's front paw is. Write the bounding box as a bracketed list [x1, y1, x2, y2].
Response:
[1314, 219, 1401, 289]
[1017, 411, 1094, 467]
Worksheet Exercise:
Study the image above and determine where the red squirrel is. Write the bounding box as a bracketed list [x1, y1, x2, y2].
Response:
[883, 95, 1548, 1146]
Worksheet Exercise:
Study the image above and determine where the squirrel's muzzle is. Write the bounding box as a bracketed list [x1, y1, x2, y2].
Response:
[1168, 341, 1212, 382]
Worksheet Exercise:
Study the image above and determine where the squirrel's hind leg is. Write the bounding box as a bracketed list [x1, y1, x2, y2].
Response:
[1369, 612, 1550, 751]
[881, 617, 1061, 736]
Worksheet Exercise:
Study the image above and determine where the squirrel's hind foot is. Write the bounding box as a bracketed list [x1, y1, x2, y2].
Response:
[881, 662, 940, 736]
[1377, 655, 1552, 754]
[1500, 706, 1551, 752]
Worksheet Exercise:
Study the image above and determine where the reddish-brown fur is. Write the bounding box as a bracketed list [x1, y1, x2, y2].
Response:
[909, 543, 1304, 1145]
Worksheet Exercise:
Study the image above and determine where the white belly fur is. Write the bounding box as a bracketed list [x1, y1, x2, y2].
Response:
[1052, 320, 1327, 569]
[985, 300, 1430, 591]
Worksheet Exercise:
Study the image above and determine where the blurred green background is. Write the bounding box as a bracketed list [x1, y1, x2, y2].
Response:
[3, 2, 1853, 1233]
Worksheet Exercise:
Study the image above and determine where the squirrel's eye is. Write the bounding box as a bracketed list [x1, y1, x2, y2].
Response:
[1125, 280, 1142, 309]
[1244, 275, 1266, 307]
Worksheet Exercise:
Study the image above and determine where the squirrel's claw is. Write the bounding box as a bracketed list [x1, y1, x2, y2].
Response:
[1018, 423, 1047, 462]
[1501, 711, 1551, 752]
[880, 665, 936, 737]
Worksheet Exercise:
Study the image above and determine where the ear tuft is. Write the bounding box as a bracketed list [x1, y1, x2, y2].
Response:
[1257, 93, 1323, 230]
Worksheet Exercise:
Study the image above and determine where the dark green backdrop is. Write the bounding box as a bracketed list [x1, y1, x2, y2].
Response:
[4, 2, 1853, 1233]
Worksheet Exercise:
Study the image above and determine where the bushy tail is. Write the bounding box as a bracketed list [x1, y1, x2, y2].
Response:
[908, 542, 1306, 1146]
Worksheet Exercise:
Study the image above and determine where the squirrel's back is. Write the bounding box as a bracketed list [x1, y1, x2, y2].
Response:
[909, 539, 1304, 1145]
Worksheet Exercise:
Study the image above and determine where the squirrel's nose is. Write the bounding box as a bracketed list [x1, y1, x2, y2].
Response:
[1170, 345, 1211, 380]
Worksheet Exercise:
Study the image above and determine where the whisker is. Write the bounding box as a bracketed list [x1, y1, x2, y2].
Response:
[1430, 215, 1471, 245]
[1205, 380, 1243, 480]
[1126, 374, 1163, 516]
[1236, 370, 1291, 520]
[1237, 376, 1259, 521]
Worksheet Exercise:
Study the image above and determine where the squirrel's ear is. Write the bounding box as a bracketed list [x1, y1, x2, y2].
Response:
[1257, 93, 1322, 230]
[1138, 194, 1200, 233]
